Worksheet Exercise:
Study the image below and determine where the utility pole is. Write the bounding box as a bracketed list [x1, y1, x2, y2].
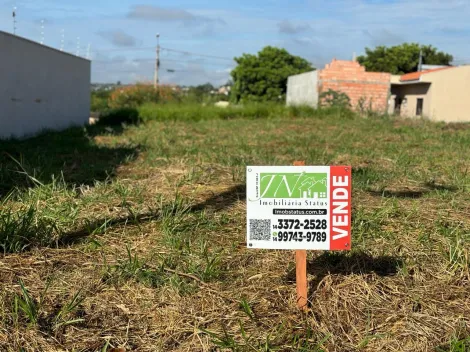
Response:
[12, 6, 17, 35]
[418, 49, 423, 71]
[86, 43, 91, 59]
[154, 33, 160, 89]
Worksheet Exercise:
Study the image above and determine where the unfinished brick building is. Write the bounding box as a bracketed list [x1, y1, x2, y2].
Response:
[287, 59, 392, 112]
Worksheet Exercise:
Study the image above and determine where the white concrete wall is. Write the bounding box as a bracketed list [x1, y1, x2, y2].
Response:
[0, 31, 91, 139]
[424, 66, 470, 122]
[286, 71, 318, 107]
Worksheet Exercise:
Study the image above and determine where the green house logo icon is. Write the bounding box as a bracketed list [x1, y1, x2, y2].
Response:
[260, 173, 327, 199]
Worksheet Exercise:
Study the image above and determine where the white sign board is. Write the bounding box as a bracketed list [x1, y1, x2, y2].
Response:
[246, 166, 351, 250]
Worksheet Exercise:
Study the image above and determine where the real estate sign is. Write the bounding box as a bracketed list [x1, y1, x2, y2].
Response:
[246, 166, 351, 250]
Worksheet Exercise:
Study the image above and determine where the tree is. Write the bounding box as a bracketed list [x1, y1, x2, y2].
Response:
[231, 46, 313, 103]
[195, 83, 215, 94]
[357, 43, 453, 74]
[185, 83, 215, 103]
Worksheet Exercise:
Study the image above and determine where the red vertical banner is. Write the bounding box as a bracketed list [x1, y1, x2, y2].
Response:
[329, 166, 352, 250]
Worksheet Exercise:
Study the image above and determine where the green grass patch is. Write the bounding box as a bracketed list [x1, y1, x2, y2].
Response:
[1, 105, 470, 351]
[0, 204, 61, 253]
[136, 102, 352, 122]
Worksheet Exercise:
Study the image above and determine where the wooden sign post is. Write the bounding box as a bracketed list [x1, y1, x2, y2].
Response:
[295, 249, 308, 311]
[293, 160, 308, 311]
[246, 163, 351, 313]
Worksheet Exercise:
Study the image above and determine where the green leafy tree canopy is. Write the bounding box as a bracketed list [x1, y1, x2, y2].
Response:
[357, 43, 453, 74]
[231, 46, 313, 103]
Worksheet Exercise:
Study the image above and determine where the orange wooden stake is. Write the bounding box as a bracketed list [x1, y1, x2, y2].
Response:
[295, 249, 308, 310]
[293, 161, 308, 311]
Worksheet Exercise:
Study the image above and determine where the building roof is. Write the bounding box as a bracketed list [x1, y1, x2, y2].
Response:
[0, 30, 90, 62]
[400, 66, 453, 82]
[421, 64, 449, 71]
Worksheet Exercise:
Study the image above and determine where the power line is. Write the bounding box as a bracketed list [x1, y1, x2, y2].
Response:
[161, 58, 232, 66]
[92, 58, 233, 67]
[93, 63, 232, 73]
[94, 68, 229, 74]
[93, 68, 148, 73]
[160, 47, 234, 61]
[93, 45, 235, 61]
[94, 46, 156, 53]
[91, 44, 234, 82]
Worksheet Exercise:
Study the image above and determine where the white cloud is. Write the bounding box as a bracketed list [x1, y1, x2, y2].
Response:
[278, 20, 311, 35]
[91, 54, 232, 86]
[303, 0, 470, 60]
[363, 29, 405, 47]
[8, 0, 470, 84]
[127, 5, 225, 26]
[97, 30, 137, 47]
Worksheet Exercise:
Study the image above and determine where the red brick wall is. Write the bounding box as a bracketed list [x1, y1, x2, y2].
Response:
[318, 60, 391, 112]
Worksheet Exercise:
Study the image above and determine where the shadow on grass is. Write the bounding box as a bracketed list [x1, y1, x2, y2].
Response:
[368, 189, 426, 198]
[286, 251, 403, 296]
[60, 184, 247, 246]
[190, 184, 246, 212]
[368, 181, 458, 199]
[60, 211, 157, 246]
[0, 125, 140, 198]
[423, 181, 459, 192]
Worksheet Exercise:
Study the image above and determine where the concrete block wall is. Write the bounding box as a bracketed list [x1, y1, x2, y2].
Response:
[286, 71, 318, 107]
[0, 31, 91, 139]
[318, 60, 391, 112]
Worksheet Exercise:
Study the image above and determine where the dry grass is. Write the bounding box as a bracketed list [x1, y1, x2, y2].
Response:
[1, 111, 470, 351]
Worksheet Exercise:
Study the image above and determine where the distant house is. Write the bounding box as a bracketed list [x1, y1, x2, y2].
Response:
[390, 66, 470, 122]
[286, 59, 391, 112]
[91, 84, 118, 92]
[218, 86, 231, 96]
[287, 58, 470, 122]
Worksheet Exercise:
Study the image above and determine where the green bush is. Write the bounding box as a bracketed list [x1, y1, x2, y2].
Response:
[319, 89, 351, 109]
[286, 105, 316, 118]
[133, 101, 359, 123]
[97, 108, 141, 126]
[91, 91, 111, 112]
[138, 103, 283, 122]
[109, 84, 179, 109]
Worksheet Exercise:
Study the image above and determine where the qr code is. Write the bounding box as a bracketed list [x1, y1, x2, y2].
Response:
[249, 219, 271, 241]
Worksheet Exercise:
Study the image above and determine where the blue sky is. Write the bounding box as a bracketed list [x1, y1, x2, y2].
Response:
[2, 0, 470, 85]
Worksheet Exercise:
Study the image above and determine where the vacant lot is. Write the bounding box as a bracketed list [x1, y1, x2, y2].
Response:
[0, 109, 469, 351]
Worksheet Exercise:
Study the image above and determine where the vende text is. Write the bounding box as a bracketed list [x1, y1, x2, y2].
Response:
[329, 166, 351, 250]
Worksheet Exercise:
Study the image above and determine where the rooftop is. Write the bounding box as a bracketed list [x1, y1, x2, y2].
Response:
[0, 30, 90, 63]
[400, 66, 454, 82]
